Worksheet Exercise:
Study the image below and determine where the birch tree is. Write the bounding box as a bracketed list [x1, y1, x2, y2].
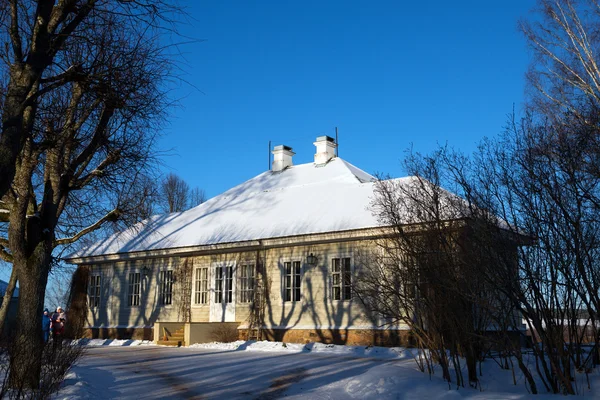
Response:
[521, 0, 600, 121]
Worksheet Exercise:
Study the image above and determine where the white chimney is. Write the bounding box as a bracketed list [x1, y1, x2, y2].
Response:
[314, 136, 337, 165]
[272, 145, 295, 172]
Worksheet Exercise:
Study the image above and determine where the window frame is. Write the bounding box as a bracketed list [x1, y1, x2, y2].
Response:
[331, 254, 353, 301]
[88, 272, 102, 309]
[158, 268, 174, 306]
[193, 266, 209, 306]
[238, 262, 255, 304]
[127, 270, 141, 307]
[399, 253, 418, 300]
[214, 264, 234, 304]
[283, 260, 302, 302]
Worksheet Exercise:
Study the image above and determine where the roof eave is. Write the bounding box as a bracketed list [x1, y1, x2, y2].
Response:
[64, 227, 387, 265]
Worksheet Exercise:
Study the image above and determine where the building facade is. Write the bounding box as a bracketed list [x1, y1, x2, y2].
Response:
[67, 136, 415, 345]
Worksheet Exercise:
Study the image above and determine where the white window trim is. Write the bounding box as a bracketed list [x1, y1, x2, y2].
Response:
[280, 257, 304, 303]
[192, 265, 210, 308]
[212, 261, 236, 305]
[126, 269, 142, 308]
[329, 252, 354, 302]
[158, 268, 174, 307]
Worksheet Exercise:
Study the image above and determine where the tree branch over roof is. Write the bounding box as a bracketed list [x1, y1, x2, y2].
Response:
[54, 208, 121, 247]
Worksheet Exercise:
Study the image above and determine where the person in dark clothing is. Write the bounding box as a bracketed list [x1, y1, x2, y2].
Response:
[42, 308, 51, 343]
[51, 306, 66, 346]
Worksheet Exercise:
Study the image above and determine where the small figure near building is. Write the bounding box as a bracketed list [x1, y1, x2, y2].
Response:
[42, 308, 51, 343]
[51, 306, 67, 346]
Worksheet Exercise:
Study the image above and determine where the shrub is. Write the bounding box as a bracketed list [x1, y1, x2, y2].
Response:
[0, 339, 84, 399]
[210, 324, 239, 343]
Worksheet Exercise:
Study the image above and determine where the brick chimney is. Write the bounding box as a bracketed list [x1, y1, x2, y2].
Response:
[313, 136, 337, 165]
[272, 145, 295, 172]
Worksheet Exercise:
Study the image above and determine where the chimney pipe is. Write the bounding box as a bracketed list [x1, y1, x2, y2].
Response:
[271, 145, 295, 172]
[313, 136, 337, 165]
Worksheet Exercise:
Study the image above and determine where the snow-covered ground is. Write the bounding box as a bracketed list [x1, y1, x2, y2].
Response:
[54, 340, 600, 399]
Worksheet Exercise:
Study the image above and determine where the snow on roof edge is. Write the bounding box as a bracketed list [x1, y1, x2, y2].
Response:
[67, 157, 381, 260]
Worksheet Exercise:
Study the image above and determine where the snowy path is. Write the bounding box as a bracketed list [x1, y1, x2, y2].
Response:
[56, 342, 600, 399]
[60, 345, 407, 399]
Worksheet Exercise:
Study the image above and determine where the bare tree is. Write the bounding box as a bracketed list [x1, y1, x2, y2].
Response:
[355, 145, 553, 392]
[355, 152, 515, 388]
[517, 1, 600, 393]
[190, 186, 207, 207]
[476, 115, 600, 394]
[120, 173, 161, 224]
[0, 1, 179, 389]
[158, 172, 190, 213]
[45, 266, 75, 312]
[521, 0, 600, 122]
[356, 1, 600, 395]
[0, 1, 177, 206]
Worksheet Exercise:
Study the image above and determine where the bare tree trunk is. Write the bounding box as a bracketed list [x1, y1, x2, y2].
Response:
[0, 0, 179, 392]
[465, 344, 478, 385]
[515, 351, 538, 394]
[8, 243, 51, 389]
[0, 67, 38, 200]
[0, 267, 18, 336]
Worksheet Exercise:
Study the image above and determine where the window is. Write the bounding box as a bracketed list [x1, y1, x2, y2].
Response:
[127, 272, 141, 306]
[159, 270, 174, 305]
[89, 274, 101, 308]
[194, 267, 209, 305]
[239, 263, 255, 303]
[224, 265, 233, 303]
[284, 261, 301, 302]
[215, 265, 233, 304]
[332, 257, 352, 300]
[400, 254, 417, 299]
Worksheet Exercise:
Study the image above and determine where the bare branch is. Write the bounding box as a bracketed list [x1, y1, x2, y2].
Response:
[0, 242, 12, 263]
[8, 0, 22, 62]
[54, 208, 120, 247]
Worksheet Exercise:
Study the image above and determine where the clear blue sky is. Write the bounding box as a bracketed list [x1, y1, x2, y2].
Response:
[159, 1, 535, 198]
[1, 1, 538, 290]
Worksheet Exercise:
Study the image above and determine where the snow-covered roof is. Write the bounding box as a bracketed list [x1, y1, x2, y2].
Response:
[71, 158, 398, 259]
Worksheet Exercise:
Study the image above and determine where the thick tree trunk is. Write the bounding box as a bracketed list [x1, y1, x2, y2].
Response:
[8, 243, 51, 390]
[0, 68, 37, 200]
[0, 268, 18, 336]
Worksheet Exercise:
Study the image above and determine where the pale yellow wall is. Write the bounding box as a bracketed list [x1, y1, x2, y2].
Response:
[86, 257, 181, 328]
[87, 239, 378, 330]
[258, 241, 374, 330]
[189, 252, 255, 322]
[185, 240, 375, 329]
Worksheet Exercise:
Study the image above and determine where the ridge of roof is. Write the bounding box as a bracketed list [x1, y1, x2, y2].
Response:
[214, 157, 375, 199]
